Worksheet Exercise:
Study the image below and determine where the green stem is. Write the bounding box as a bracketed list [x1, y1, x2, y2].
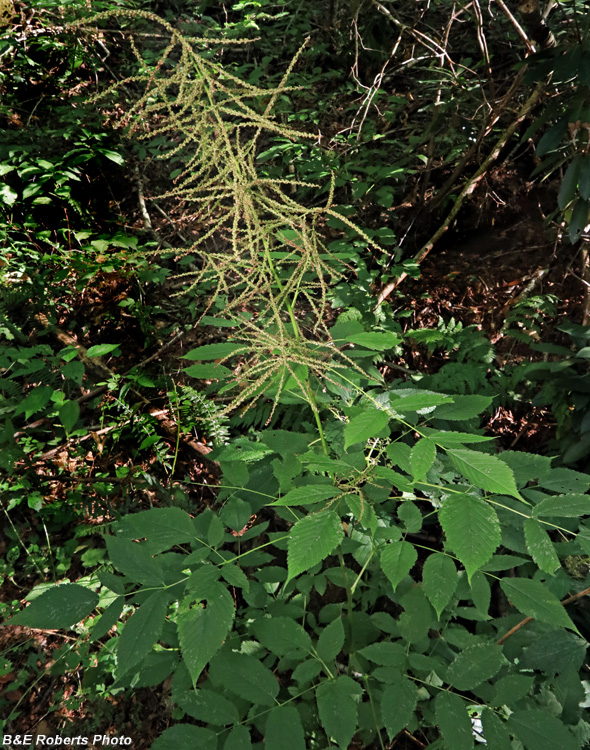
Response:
[261, 235, 328, 454]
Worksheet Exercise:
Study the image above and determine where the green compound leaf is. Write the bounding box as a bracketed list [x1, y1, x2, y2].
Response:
[381, 674, 418, 741]
[265, 705, 305, 750]
[524, 518, 560, 574]
[533, 493, 590, 517]
[3, 584, 98, 629]
[447, 448, 521, 499]
[151, 725, 216, 750]
[253, 616, 312, 657]
[209, 651, 279, 706]
[316, 675, 362, 750]
[435, 691, 474, 750]
[410, 438, 436, 480]
[272, 484, 340, 507]
[439, 494, 500, 580]
[178, 583, 235, 685]
[116, 590, 169, 677]
[380, 540, 417, 591]
[422, 552, 458, 619]
[344, 408, 390, 449]
[508, 710, 581, 750]
[500, 578, 578, 631]
[316, 617, 345, 662]
[446, 643, 506, 690]
[287, 510, 344, 582]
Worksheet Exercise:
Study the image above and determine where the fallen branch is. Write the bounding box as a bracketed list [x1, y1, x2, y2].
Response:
[374, 81, 545, 308]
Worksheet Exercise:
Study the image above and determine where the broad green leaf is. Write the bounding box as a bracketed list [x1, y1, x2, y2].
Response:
[499, 451, 552, 486]
[447, 449, 521, 499]
[265, 705, 305, 750]
[569, 197, 589, 243]
[105, 536, 165, 585]
[116, 590, 169, 676]
[358, 641, 406, 667]
[432, 394, 491, 420]
[439, 494, 500, 580]
[398, 586, 433, 643]
[345, 331, 401, 350]
[423, 429, 494, 445]
[224, 726, 252, 750]
[533, 494, 590, 517]
[86, 343, 120, 357]
[398, 501, 422, 533]
[99, 148, 125, 165]
[179, 688, 238, 724]
[481, 708, 512, 750]
[410, 438, 436, 480]
[435, 691, 474, 750]
[390, 390, 454, 413]
[381, 674, 418, 741]
[316, 675, 362, 749]
[151, 725, 216, 750]
[287, 510, 344, 582]
[59, 400, 80, 433]
[524, 518, 560, 574]
[15, 385, 54, 419]
[385, 442, 412, 473]
[422, 553, 458, 618]
[558, 156, 581, 209]
[520, 629, 587, 673]
[221, 564, 249, 591]
[578, 153, 590, 201]
[373, 466, 414, 493]
[380, 541, 417, 591]
[292, 658, 323, 685]
[89, 596, 124, 642]
[3, 584, 98, 629]
[539, 467, 590, 493]
[491, 675, 535, 707]
[253, 616, 312, 657]
[508, 710, 580, 750]
[219, 497, 252, 532]
[470, 570, 491, 617]
[119, 507, 196, 554]
[446, 643, 505, 690]
[272, 484, 339, 507]
[178, 584, 235, 684]
[209, 651, 278, 705]
[316, 617, 345, 662]
[344, 408, 389, 449]
[183, 363, 231, 379]
[500, 578, 577, 630]
[182, 343, 244, 361]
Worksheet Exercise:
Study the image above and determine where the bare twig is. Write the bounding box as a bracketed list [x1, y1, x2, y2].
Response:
[375, 81, 545, 308]
[497, 585, 590, 645]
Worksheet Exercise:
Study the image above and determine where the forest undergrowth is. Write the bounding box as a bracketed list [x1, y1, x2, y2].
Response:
[1, 1, 590, 749]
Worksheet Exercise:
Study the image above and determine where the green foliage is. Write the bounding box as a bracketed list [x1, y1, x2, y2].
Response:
[3, 2, 590, 747]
